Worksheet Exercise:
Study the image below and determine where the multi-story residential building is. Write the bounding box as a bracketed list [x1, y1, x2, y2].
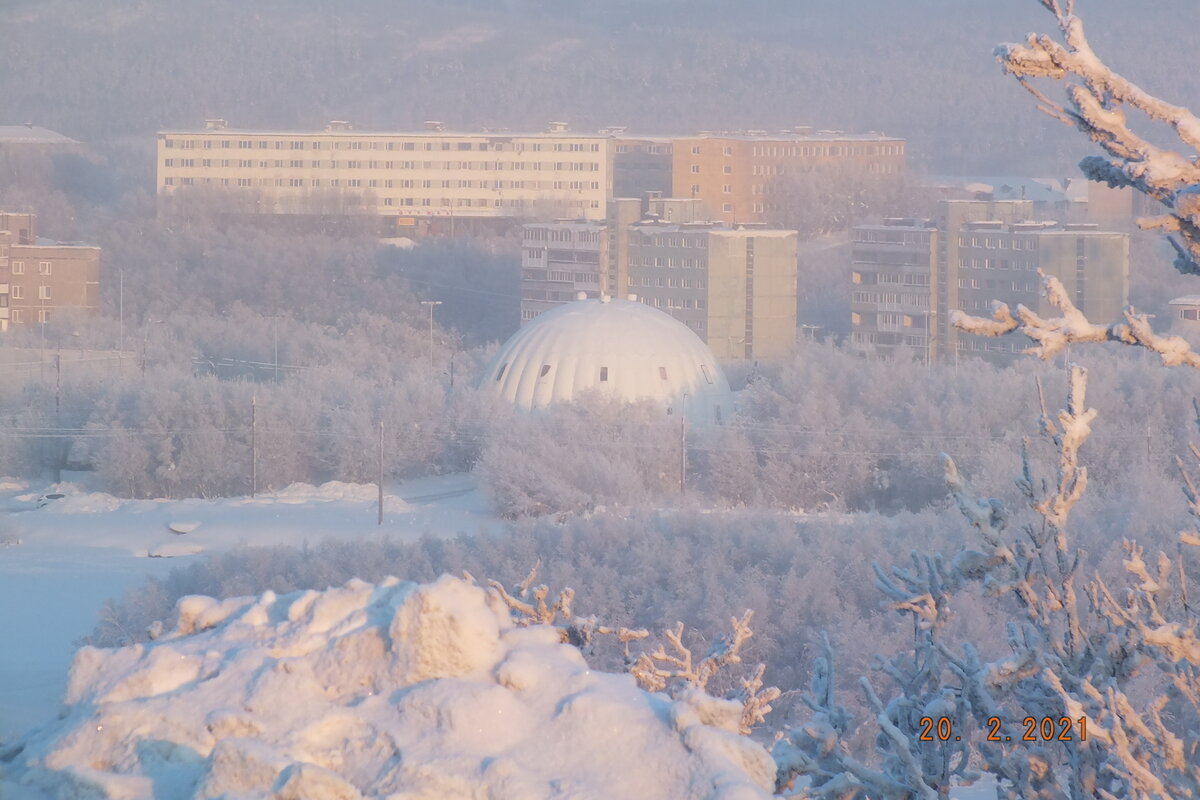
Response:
[610, 135, 673, 199]
[672, 129, 906, 225]
[850, 219, 939, 361]
[627, 223, 798, 360]
[157, 120, 613, 230]
[520, 210, 798, 361]
[851, 200, 1129, 362]
[0, 213, 101, 331]
[520, 221, 608, 321]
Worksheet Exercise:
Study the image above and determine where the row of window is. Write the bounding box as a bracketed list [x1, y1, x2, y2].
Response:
[628, 255, 706, 269]
[958, 279, 1038, 293]
[6, 309, 51, 324]
[165, 138, 603, 153]
[165, 158, 603, 173]
[959, 258, 1038, 271]
[164, 176, 601, 192]
[852, 291, 930, 307]
[7, 261, 52, 275]
[628, 275, 709, 292]
[853, 230, 933, 245]
[3, 285, 52, 300]
[630, 235, 707, 248]
[523, 229, 604, 243]
[960, 236, 1040, 250]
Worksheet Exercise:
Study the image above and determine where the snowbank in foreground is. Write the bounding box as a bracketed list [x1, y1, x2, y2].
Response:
[0, 575, 775, 799]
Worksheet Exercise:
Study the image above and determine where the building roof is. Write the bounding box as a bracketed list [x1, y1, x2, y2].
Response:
[481, 297, 733, 425]
[1169, 296, 1200, 306]
[0, 125, 79, 145]
[159, 126, 610, 140]
[930, 176, 1070, 204]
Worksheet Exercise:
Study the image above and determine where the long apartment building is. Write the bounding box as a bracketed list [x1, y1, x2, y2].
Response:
[0, 212, 101, 331]
[672, 129, 906, 225]
[157, 120, 614, 226]
[851, 200, 1129, 362]
[521, 201, 797, 361]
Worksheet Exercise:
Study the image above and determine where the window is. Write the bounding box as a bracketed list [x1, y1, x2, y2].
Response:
[599, 367, 608, 382]
[11, 286, 23, 299]
[701, 365, 714, 385]
[38, 309, 50, 323]
[723, 165, 732, 174]
[538, 364, 551, 378]
[691, 165, 700, 174]
[38, 262, 51, 275]
[691, 146, 701, 155]
[496, 363, 508, 382]
[10, 310, 22, 323]
[38, 286, 51, 300]
[723, 203, 732, 212]
[658, 367, 668, 381]
[11, 261, 24, 275]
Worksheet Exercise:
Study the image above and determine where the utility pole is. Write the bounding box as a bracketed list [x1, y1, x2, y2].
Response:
[679, 394, 688, 496]
[54, 350, 61, 414]
[420, 300, 442, 371]
[250, 395, 257, 498]
[118, 269, 124, 355]
[377, 420, 384, 526]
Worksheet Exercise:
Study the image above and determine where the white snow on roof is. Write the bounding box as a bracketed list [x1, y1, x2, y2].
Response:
[0, 125, 79, 145]
[1169, 295, 1200, 306]
[482, 298, 734, 425]
[2, 575, 775, 799]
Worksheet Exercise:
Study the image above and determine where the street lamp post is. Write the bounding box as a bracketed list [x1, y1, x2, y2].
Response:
[420, 300, 442, 371]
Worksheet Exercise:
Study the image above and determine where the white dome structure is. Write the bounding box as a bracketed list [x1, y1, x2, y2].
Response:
[483, 297, 733, 425]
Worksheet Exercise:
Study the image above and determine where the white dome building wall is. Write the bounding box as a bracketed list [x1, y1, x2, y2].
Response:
[485, 299, 733, 425]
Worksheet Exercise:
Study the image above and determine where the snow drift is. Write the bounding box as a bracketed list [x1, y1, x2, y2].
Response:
[0, 575, 775, 799]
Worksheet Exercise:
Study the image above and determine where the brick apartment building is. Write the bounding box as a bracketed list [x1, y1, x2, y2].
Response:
[672, 129, 906, 225]
[0, 213, 101, 331]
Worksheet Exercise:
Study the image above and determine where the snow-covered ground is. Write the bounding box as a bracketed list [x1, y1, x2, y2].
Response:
[1, 575, 776, 799]
[0, 474, 503, 740]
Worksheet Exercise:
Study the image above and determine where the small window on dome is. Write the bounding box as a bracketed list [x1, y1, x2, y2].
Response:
[539, 364, 551, 378]
[495, 363, 508, 382]
[599, 366, 608, 382]
[715, 405, 723, 424]
[658, 367, 668, 381]
[701, 365, 714, 385]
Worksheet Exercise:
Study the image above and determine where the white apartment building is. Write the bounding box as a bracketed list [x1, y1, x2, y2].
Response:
[157, 120, 613, 224]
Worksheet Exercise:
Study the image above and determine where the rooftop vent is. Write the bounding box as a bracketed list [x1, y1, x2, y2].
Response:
[326, 120, 353, 132]
[204, 119, 228, 130]
[547, 121, 570, 133]
[424, 120, 445, 132]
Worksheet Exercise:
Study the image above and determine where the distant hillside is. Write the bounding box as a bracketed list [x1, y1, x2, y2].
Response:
[2, 0, 1197, 175]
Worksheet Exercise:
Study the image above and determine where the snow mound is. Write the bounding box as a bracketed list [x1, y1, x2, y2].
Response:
[1, 576, 774, 800]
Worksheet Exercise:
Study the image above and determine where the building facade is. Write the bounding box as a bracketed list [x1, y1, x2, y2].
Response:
[520, 221, 608, 321]
[0, 213, 101, 331]
[520, 212, 798, 361]
[851, 200, 1129, 362]
[671, 130, 906, 225]
[157, 120, 613, 227]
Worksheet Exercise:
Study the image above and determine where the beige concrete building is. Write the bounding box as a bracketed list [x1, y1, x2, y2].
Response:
[0, 213, 101, 331]
[851, 200, 1129, 362]
[520, 209, 798, 361]
[672, 129, 906, 225]
[157, 120, 613, 229]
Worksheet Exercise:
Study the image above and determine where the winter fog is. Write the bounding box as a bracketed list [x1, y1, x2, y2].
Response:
[2, 1, 1200, 798]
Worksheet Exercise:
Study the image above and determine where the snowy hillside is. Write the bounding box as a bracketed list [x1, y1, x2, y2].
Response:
[0, 575, 775, 800]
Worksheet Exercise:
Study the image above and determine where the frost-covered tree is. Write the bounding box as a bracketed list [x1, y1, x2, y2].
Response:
[958, 0, 1200, 364]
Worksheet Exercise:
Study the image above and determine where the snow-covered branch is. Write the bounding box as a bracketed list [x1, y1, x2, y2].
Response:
[952, 272, 1200, 368]
[997, 1, 1200, 273]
